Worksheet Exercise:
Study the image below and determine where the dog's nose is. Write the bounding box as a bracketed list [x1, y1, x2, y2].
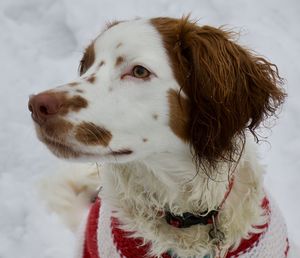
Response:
[28, 93, 62, 124]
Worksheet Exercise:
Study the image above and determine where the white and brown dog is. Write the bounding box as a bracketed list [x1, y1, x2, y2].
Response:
[28, 17, 298, 258]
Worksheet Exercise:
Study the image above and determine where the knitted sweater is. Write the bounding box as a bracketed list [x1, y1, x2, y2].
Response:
[80, 197, 289, 258]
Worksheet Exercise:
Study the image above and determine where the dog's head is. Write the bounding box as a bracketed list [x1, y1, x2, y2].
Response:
[28, 17, 285, 166]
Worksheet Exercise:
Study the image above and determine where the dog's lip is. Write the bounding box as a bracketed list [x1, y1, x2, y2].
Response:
[108, 149, 133, 156]
[37, 126, 133, 158]
[42, 135, 132, 158]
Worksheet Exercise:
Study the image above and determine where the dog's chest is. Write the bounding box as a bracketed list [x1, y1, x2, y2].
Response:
[80, 197, 289, 258]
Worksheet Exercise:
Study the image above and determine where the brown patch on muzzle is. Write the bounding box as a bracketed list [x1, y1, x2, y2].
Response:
[35, 118, 76, 158]
[40, 118, 74, 139]
[59, 94, 88, 115]
[75, 122, 112, 146]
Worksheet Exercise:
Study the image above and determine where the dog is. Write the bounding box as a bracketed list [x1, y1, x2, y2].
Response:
[28, 17, 298, 258]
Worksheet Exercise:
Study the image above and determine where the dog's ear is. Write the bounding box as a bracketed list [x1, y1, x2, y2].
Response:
[182, 19, 285, 168]
[154, 17, 286, 168]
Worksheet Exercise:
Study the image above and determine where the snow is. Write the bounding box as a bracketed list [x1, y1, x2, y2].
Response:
[0, 0, 299, 257]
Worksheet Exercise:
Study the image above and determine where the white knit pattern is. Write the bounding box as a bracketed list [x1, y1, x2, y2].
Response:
[76, 209, 90, 258]
[97, 201, 123, 258]
[232, 197, 288, 258]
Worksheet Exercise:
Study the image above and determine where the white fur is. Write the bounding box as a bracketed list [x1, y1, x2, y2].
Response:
[38, 19, 298, 257]
[39, 163, 100, 232]
[98, 136, 266, 257]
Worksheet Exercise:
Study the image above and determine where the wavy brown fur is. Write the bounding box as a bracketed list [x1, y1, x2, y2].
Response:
[152, 17, 286, 173]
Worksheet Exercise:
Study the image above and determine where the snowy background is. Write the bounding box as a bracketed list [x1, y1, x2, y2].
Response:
[0, 0, 299, 257]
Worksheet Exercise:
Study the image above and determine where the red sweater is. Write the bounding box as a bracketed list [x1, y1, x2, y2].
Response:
[82, 197, 289, 258]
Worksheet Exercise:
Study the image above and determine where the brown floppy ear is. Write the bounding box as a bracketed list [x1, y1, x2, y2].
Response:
[152, 17, 285, 169]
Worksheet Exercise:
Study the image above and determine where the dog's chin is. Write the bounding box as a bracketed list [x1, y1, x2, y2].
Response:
[34, 126, 86, 159]
[38, 134, 86, 159]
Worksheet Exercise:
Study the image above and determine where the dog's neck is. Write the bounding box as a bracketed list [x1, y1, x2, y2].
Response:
[100, 137, 267, 257]
[103, 150, 227, 213]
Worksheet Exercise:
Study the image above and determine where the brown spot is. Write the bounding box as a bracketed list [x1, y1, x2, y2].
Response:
[76, 89, 84, 93]
[79, 42, 95, 76]
[115, 56, 124, 66]
[142, 138, 148, 142]
[69, 82, 79, 87]
[61, 95, 88, 114]
[75, 122, 112, 146]
[168, 89, 190, 142]
[87, 76, 96, 84]
[152, 114, 158, 120]
[41, 118, 74, 139]
[116, 42, 122, 48]
[98, 61, 105, 69]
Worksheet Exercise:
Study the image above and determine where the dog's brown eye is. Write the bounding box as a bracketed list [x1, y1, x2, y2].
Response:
[132, 66, 151, 79]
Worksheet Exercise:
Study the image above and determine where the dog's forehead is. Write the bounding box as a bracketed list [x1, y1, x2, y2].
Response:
[93, 19, 166, 61]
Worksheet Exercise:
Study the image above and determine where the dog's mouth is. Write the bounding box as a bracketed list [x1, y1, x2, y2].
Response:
[35, 122, 133, 160]
[109, 149, 133, 156]
[42, 135, 133, 160]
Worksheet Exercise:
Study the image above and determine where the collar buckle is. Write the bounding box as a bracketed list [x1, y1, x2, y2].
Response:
[165, 210, 218, 228]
